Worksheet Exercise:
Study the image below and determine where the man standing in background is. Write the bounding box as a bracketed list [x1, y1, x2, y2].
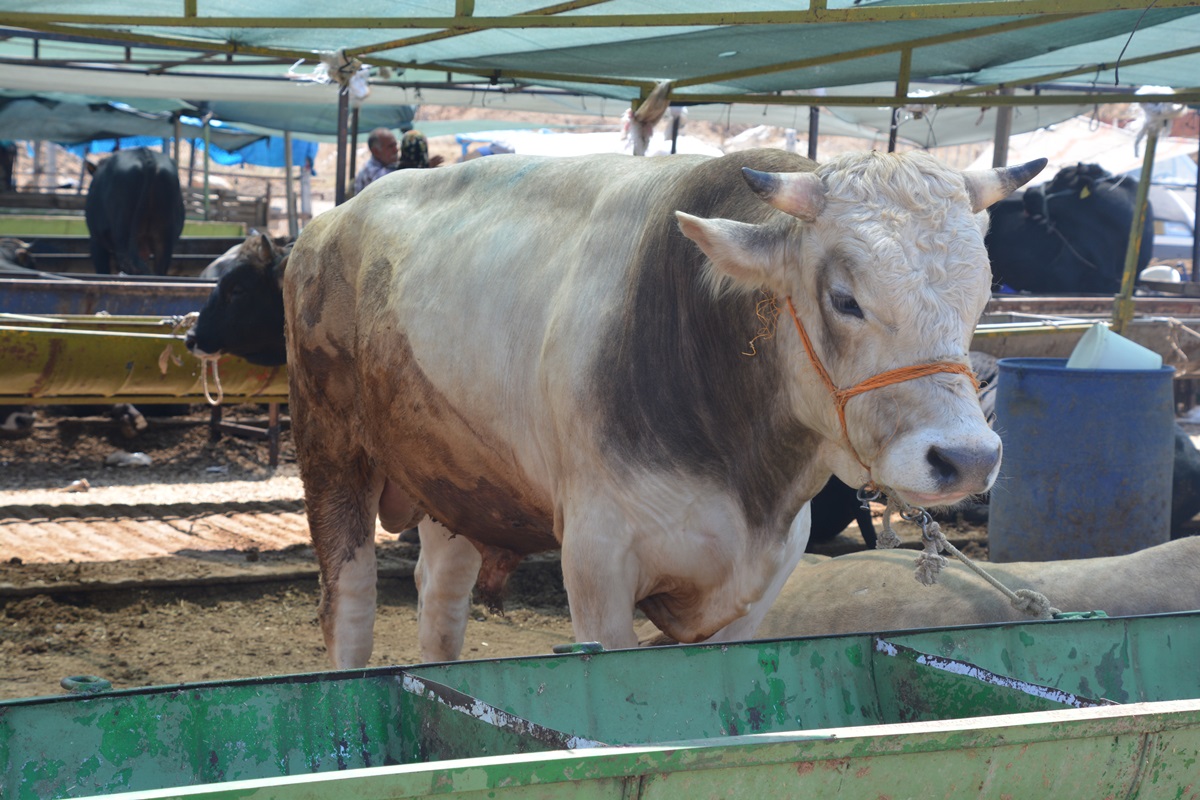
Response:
[352, 127, 399, 195]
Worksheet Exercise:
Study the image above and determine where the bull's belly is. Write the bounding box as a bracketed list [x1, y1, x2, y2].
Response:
[385, 459, 559, 556]
[357, 351, 558, 555]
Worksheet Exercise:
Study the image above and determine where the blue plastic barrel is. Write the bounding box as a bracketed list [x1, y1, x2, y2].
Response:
[988, 357, 1175, 562]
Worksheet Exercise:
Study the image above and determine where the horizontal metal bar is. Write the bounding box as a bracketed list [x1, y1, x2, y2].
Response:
[672, 89, 1200, 107]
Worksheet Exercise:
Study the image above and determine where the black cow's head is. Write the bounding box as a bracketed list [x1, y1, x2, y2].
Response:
[185, 233, 291, 367]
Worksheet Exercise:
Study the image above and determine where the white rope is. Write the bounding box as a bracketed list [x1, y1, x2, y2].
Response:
[868, 487, 1060, 620]
[912, 512, 1060, 619]
[199, 355, 224, 406]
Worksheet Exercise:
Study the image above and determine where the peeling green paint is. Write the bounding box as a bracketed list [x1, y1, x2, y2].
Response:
[5, 614, 1200, 799]
[845, 643, 864, 667]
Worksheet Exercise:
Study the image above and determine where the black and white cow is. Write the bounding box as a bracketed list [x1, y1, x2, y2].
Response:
[284, 148, 1043, 667]
[985, 163, 1154, 294]
[84, 148, 186, 276]
[185, 233, 291, 367]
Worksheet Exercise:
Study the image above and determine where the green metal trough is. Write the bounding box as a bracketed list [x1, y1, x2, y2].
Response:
[0, 314, 286, 404]
[4, 612, 1200, 799]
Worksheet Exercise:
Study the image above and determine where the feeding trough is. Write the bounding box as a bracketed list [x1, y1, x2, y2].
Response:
[3, 611, 1200, 799]
[0, 314, 285, 405]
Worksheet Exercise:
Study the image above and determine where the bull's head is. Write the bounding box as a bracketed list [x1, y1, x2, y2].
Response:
[676, 151, 1045, 508]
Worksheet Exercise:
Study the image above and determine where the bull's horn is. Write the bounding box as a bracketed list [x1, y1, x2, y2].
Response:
[963, 158, 1048, 212]
[742, 168, 826, 222]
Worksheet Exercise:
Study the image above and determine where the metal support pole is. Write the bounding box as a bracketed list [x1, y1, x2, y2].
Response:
[992, 88, 1014, 168]
[348, 108, 360, 186]
[202, 114, 212, 221]
[807, 107, 819, 160]
[1192, 121, 1200, 281]
[173, 114, 182, 167]
[283, 131, 298, 239]
[888, 50, 912, 154]
[1112, 126, 1159, 336]
[300, 161, 312, 229]
[335, 90, 349, 206]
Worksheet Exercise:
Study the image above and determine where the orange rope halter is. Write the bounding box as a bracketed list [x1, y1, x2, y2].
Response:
[784, 296, 979, 474]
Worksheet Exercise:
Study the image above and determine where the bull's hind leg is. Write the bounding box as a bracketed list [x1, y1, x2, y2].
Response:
[303, 450, 384, 669]
[415, 518, 482, 662]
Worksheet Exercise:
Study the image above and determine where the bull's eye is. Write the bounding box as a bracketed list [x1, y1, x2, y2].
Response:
[831, 292, 863, 319]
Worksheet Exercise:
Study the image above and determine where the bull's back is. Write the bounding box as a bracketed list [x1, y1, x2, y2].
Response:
[287, 154, 704, 403]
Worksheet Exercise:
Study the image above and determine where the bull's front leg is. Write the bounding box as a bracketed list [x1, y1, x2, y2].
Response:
[415, 518, 482, 662]
[559, 505, 641, 650]
[703, 505, 811, 643]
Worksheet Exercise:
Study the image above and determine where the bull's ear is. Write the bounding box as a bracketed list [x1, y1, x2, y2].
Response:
[676, 211, 785, 290]
[249, 233, 275, 267]
[84, 161, 97, 176]
[741, 168, 825, 221]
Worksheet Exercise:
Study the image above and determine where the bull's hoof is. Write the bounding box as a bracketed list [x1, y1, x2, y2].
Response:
[0, 411, 35, 440]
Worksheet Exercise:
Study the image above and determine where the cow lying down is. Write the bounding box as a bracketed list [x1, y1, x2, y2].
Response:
[748, 537, 1200, 639]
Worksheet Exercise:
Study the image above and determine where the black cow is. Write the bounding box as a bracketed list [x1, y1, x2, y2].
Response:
[185, 233, 291, 366]
[986, 163, 1154, 294]
[84, 148, 185, 276]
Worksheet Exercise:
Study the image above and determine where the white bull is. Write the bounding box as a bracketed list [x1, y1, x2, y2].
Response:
[284, 148, 1044, 667]
[755, 537, 1200, 637]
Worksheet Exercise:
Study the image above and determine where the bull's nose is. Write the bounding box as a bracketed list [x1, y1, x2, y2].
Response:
[926, 442, 1001, 492]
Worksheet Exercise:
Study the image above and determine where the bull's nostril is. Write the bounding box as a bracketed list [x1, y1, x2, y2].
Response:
[926, 444, 1001, 489]
[926, 446, 958, 484]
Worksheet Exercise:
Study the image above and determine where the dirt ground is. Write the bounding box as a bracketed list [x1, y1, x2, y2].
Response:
[0, 405, 967, 702]
[0, 407, 582, 701]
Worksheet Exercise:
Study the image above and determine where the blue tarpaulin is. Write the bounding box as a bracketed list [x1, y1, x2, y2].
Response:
[63, 135, 319, 172]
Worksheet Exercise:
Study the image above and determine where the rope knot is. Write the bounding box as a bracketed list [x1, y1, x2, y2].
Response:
[1011, 589, 1061, 620]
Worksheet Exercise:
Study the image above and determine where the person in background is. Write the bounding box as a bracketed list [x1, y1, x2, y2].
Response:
[352, 127, 399, 195]
[396, 130, 444, 170]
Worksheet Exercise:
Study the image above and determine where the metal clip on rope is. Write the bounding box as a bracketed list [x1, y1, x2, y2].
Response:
[856, 485, 881, 511]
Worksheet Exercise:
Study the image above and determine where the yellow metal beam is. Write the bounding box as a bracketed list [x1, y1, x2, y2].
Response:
[3, 2, 1200, 29]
